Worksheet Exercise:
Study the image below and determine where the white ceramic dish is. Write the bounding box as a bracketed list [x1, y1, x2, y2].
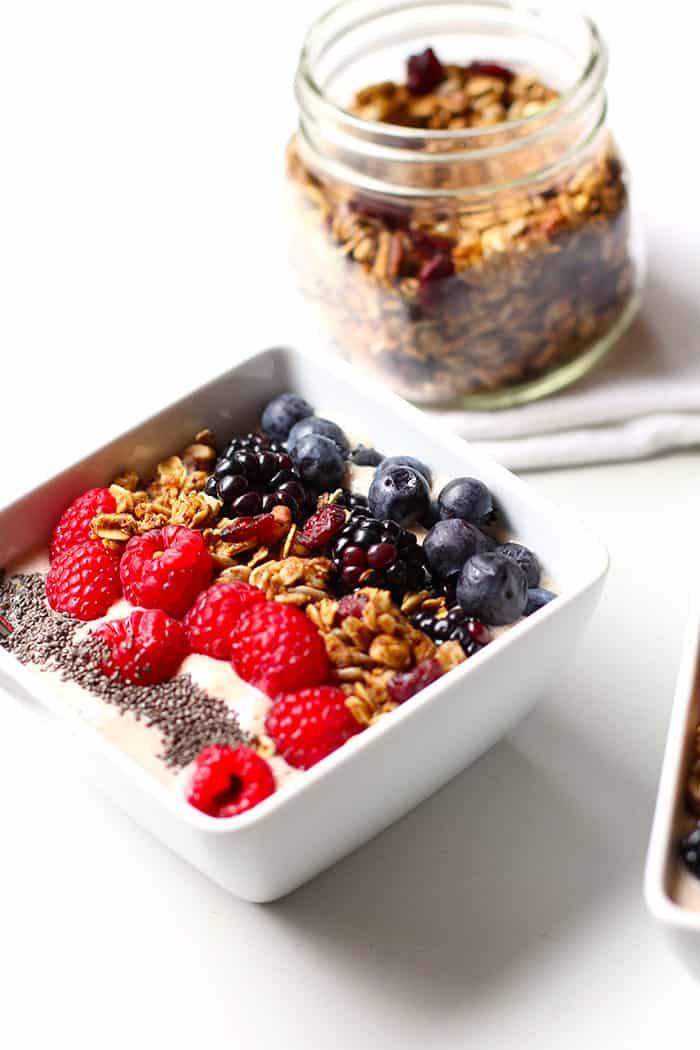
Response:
[645, 595, 700, 978]
[0, 346, 608, 902]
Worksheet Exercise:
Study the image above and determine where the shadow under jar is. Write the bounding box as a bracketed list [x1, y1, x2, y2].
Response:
[286, 0, 642, 408]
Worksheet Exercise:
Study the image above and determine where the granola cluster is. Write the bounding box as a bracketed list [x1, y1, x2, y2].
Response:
[287, 57, 636, 403]
[307, 587, 465, 725]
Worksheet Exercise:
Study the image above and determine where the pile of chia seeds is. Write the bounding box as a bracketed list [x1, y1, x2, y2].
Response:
[0, 571, 249, 768]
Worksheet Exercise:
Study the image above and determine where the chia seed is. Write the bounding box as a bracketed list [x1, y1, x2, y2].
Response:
[0, 571, 249, 768]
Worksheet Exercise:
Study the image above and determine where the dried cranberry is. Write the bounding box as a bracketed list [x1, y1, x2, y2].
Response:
[417, 253, 457, 313]
[411, 230, 455, 259]
[351, 194, 410, 229]
[407, 47, 446, 96]
[336, 593, 369, 624]
[297, 505, 347, 550]
[419, 254, 455, 285]
[388, 658, 444, 704]
[466, 61, 514, 82]
[220, 511, 289, 547]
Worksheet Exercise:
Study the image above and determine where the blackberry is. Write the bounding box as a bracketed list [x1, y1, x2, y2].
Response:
[334, 489, 369, 514]
[207, 432, 308, 520]
[331, 512, 428, 600]
[411, 605, 491, 657]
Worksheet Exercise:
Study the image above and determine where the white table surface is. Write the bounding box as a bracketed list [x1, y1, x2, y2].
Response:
[2, 2, 698, 1047]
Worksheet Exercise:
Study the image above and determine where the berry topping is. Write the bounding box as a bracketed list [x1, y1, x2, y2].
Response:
[95, 608, 188, 685]
[218, 507, 292, 547]
[297, 504, 348, 550]
[334, 489, 369, 514]
[456, 552, 527, 626]
[291, 433, 346, 490]
[335, 593, 369, 624]
[406, 46, 446, 96]
[208, 433, 307, 520]
[230, 601, 329, 697]
[498, 542, 540, 587]
[347, 445, 385, 467]
[438, 477, 494, 525]
[332, 511, 427, 600]
[46, 539, 122, 621]
[184, 581, 265, 661]
[49, 488, 117, 561]
[423, 519, 494, 580]
[368, 465, 431, 527]
[466, 60, 514, 82]
[187, 744, 275, 818]
[376, 454, 432, 487]
[120, 525, 213, 619]
[388, 658, 443, 704]
[351, 193, 410, 229]
[411, 605, 491, 656]
[265, 686, 361, 769]
[679, 822, 700, 877]
[524, 587, 556, 616]
[287, 416, 350, 456]
[261, 393, 314, 442]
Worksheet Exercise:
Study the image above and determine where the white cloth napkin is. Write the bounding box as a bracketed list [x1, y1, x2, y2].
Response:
[427, 264, 700, 471]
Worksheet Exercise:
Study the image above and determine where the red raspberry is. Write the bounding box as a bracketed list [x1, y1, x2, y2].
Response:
[46, 539, 122, 621]
[297, 505, 347, 550]
[49, 488, 117, 561]
[184, 581, 265, 661]
[387, 657, 443, 705]
[120, 525, 213, 618]
[230, 601, 329, 697]
[94, 608, 188, 685]
[265, 686, 362, 769]
[187, 745, 275, 818]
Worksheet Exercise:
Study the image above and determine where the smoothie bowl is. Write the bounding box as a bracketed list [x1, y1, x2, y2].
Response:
[0, 346, 608, 901]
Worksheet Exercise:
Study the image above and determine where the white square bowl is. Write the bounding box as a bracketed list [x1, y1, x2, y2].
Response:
[0, 346, 609, 902]
[645, 596, 700, 978]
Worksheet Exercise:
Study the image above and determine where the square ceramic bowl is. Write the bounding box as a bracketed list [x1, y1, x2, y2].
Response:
[0, 346, 609, 902]
[645, 595, 700, 978]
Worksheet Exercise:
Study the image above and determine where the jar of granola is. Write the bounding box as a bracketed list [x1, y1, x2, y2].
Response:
[287, 0, 642, 407]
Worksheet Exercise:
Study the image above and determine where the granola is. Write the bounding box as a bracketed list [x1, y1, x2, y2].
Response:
[306, 586, 466, 725]
[287, 53, 637, 404]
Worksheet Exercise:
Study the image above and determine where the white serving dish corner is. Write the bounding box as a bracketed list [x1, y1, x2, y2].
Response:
[0, 346, 609, 902]
[645, 594, 700, 978]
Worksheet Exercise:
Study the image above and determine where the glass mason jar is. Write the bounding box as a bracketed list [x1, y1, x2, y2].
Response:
[286, 0, 642, 408]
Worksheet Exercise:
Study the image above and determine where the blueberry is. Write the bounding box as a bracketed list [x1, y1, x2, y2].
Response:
[419, 499, 441, 529]
[261, 393, 314, 442]
[423, 519, 494, 580]
[347, 445, 385, 467]
[287, 416, 350, 456]
[438, 477, 493, 525]
[499, 542, 540, 587]
[376, 455, 432, 487]
[291, 433, 346, 490]
[368, 465, 431, 527]
[456, 552, 527, 625]
[524, 587, 556, 616]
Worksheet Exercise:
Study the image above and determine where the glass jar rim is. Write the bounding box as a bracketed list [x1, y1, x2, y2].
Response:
[296, 0, 608, 151]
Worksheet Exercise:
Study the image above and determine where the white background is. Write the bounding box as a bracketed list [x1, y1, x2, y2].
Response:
[1, 1, 698, 1047]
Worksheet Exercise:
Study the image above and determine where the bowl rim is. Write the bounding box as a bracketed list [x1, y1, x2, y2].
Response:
[645, 592, 700, 932]
[0, 344, 610, 836]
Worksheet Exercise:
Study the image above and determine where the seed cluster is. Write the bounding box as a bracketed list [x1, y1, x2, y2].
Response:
[0, 571, 248, 768]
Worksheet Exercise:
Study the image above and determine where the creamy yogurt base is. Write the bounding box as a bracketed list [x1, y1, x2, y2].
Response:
[7, 549, 302, 797]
